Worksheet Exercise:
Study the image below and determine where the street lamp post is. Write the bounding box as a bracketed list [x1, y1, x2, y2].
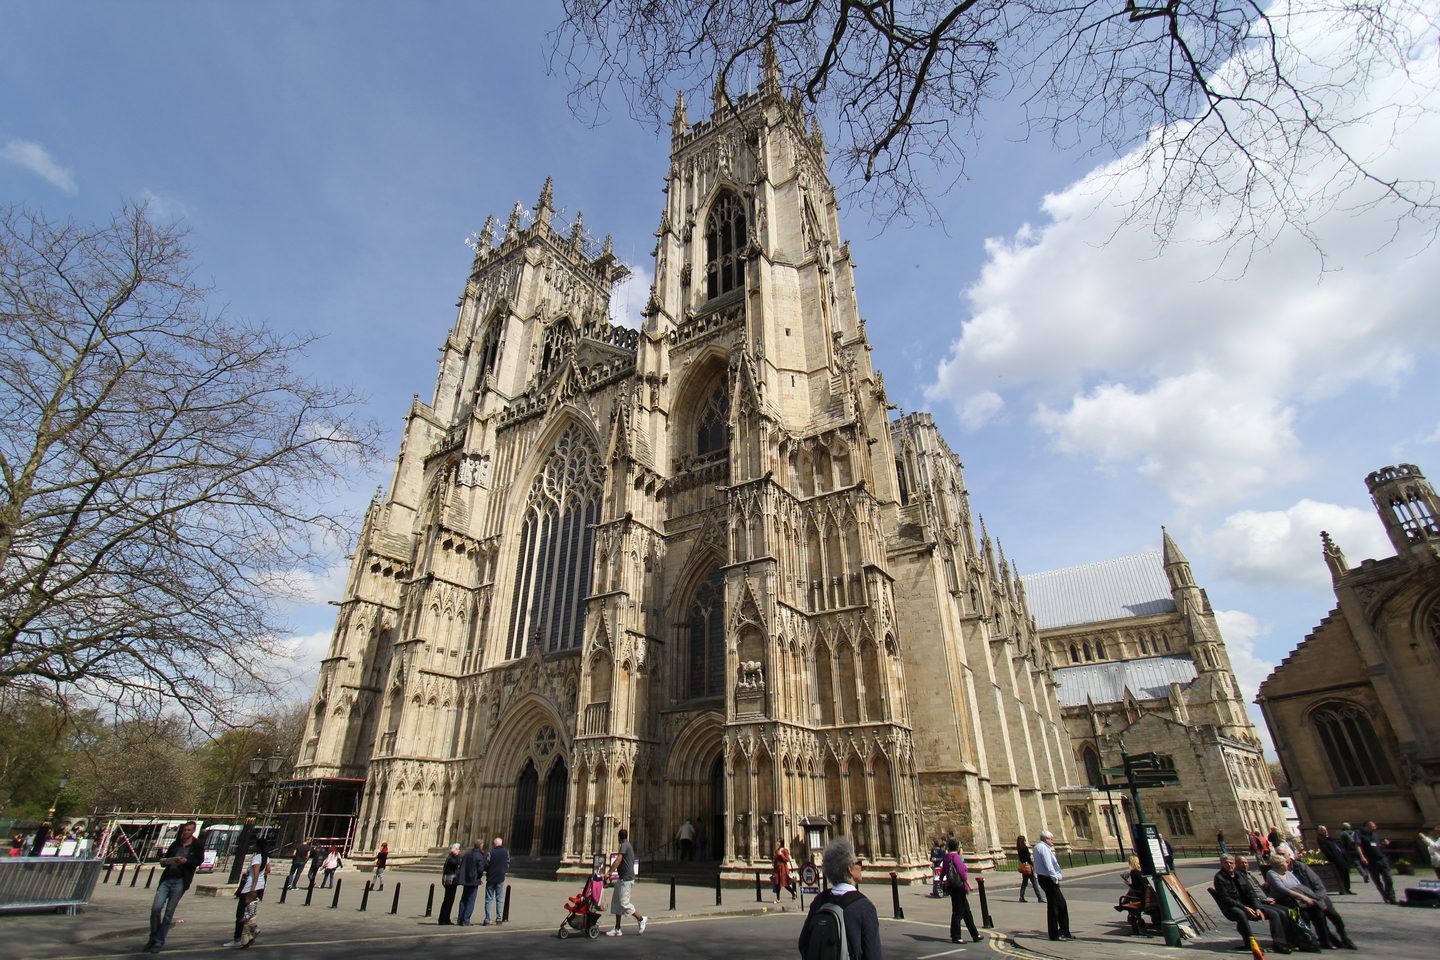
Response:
[226, 752, 285, 884]
[29, 771, 70, 856]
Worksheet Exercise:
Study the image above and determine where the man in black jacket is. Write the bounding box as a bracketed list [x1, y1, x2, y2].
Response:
[1211, 855, 1292, 953]
[457, 838, 488, 926]
[1357, 821, 1395, 904]
[1314, 826, 1352, 894]
[145, 821, 204, 954]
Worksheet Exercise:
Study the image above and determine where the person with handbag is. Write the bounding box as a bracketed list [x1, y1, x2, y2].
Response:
[1265, 852, 1356, 950]
[437, 843, 462, 925]
[1015, 835, 1043, 903]
[1211, 854, 1293, 953]
[942, 838, 981, 944]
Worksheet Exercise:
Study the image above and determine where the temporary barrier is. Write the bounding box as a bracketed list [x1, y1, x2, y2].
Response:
[0, 858, 103, 915]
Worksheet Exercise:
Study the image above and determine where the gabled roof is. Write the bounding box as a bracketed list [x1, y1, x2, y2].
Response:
[1021, 550, 1175, 630]
[1052, 655, 1197, 707]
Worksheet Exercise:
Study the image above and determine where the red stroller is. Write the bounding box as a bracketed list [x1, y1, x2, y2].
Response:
[557, 874, 605, 939]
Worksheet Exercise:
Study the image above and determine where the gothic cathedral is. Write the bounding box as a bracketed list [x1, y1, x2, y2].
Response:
[293, 56, 1078, 878]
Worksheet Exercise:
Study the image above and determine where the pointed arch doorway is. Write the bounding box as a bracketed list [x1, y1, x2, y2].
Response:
[541, 757, 567, 856]
[511, 760, 539, 853]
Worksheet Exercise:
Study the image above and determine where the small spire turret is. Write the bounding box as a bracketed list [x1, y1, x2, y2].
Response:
[478, 214, 496, 250]
[1321, 530, 1350, 583]
[504, 202, 523, 241]
[534, 176, 555, 228]
[761, 38, 781, 90]
[569, 211, 585, 247]
[671, 90, 688, 137]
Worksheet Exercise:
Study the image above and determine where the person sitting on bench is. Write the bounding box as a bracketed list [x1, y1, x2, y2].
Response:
[1211, 854, 1295, 954]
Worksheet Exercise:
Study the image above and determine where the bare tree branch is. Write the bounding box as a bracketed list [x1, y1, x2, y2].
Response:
[0, 204, 383, 725]
[552, 0, 1438, 250]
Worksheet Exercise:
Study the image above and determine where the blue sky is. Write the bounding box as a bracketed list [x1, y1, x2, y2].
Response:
[5, 2, 1438, 753]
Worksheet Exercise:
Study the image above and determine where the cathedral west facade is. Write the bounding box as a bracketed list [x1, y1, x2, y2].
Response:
[294, 56, 1090, 877]
[291, 59, 1278, 874]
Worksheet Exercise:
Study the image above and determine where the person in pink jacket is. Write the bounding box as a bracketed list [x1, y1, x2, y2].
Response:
[942, 838, 981, 944]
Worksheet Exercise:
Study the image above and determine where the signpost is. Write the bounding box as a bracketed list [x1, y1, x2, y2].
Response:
[1117, 741, 1183, 948]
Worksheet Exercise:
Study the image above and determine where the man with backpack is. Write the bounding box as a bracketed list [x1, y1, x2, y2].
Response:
[797, 837, 882, 959]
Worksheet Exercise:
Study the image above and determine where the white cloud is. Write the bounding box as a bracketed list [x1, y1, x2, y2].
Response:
[1214, 609, 1280, 758]
[278, 629, 335, 691]
[0, 138, 77, 194]
[139, 188, 191, 221]
[958, 389, 1004, 431]
[1200, 499, 1393, 588]
[610, 262, 653, 330]
[926, 13, 1440, 508]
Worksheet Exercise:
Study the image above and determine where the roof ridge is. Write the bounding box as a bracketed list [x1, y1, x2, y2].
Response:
[1023, 548, 1163, 581]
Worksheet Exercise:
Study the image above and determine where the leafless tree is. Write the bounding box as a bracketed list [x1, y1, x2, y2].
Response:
[552, 0, 1437, 251]
[0, 205, 381, 724]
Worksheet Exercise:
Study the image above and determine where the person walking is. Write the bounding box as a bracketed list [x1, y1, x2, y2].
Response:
[437, 843, 463, 925]
[941, 838, 981, 944]
[144, 820, 204, 953]
[284, 839, 310, 891]
[1315, 826, 1353, 894]
[1031, 830, 1072, 941]
[320, 846, 342, 888]
[772, 841, 796, 901]
[1016, 835, 1043, 903]
[1420, 825, 1440, 880]
[677, 819, 696, 861]
[797, 836, 883, 959]
[605, 828, 647, 936]
[1339, 823, 1369, 884]
[307, 842, 325, 887]
[223, 836, 269, 949]
[372, 842, 388, 890]
[1212, 854, 1292, 953]
[1217, 829, 1228, 856]
[1357, 821, 1395, 903]
[457, 838, 487, 925]
[929, 837, 945, 898]
[483, 836, 509, 925]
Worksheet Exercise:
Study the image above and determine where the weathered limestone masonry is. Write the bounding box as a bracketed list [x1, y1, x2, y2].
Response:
[1024, 533, 1283, 850]
[1260, 464, 1440, 843]
[293, 53, 1077, 881]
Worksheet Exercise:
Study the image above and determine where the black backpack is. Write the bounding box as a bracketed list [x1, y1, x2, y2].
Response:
[943, 858, 962, 891]
[806, 890, 862, 960]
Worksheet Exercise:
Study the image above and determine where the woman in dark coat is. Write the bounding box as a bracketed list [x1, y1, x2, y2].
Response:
[438, 843, 463, 924]
[1016, 835, 1043, 903]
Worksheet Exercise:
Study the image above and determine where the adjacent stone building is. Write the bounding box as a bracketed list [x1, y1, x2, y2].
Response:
[291, 56, 1077, 878]
[1258, 464, 1440, 843]
[1023, 533, 1284, 849]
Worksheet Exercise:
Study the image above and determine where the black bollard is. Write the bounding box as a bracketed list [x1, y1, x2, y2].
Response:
[130, 863, 140, 887]
[115, 862, 127, 885]
[331, 877, 343, 908]
[977, 876, 994, 928]
[669, 876, 676, 911]
[756, 870, 763, 903]
[359, 881, 371, 912]
[890, 872, 904, 920]
[425, 883, 435, 917]
[279, 882, 289, 905]
[104, 863, 114, 883]
[715, 872, 722, 906]
[503, 884, 512, 922]
[390, 882, 401, 915]
[146, 867, 156, 889]
[305, 880, 316, 906]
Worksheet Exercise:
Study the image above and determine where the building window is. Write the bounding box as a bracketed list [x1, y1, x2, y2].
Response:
[705, 192, 747, 299]
[1094, 639, 1107, 659]
[478, 316, 502, 381]
[687, 566, 726, 699]
[696, 379, 729, 456]
[1161, 804, 1195, 836]
[1082, 747, 1104, 789]
[1069, 643, 1079, 664]
[1312, 701, 1394, 788]
[505, 424, 603, 659]
[895, 457, 911, 505]
[1067, 807, 1093, 839]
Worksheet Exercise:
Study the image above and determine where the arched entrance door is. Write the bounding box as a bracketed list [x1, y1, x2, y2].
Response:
[709, 754, 725, 862]
[541, 757, 567, 855]
[511, 759, 539, 853]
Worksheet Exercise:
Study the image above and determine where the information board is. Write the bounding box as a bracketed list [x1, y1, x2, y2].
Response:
[1132, 822, 1169, 876]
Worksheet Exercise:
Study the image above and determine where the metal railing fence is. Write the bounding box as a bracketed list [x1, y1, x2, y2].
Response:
[0, 857, 103, 914]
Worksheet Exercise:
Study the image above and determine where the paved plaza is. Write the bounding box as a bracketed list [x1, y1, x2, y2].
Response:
[6, 860, 1437, 960]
